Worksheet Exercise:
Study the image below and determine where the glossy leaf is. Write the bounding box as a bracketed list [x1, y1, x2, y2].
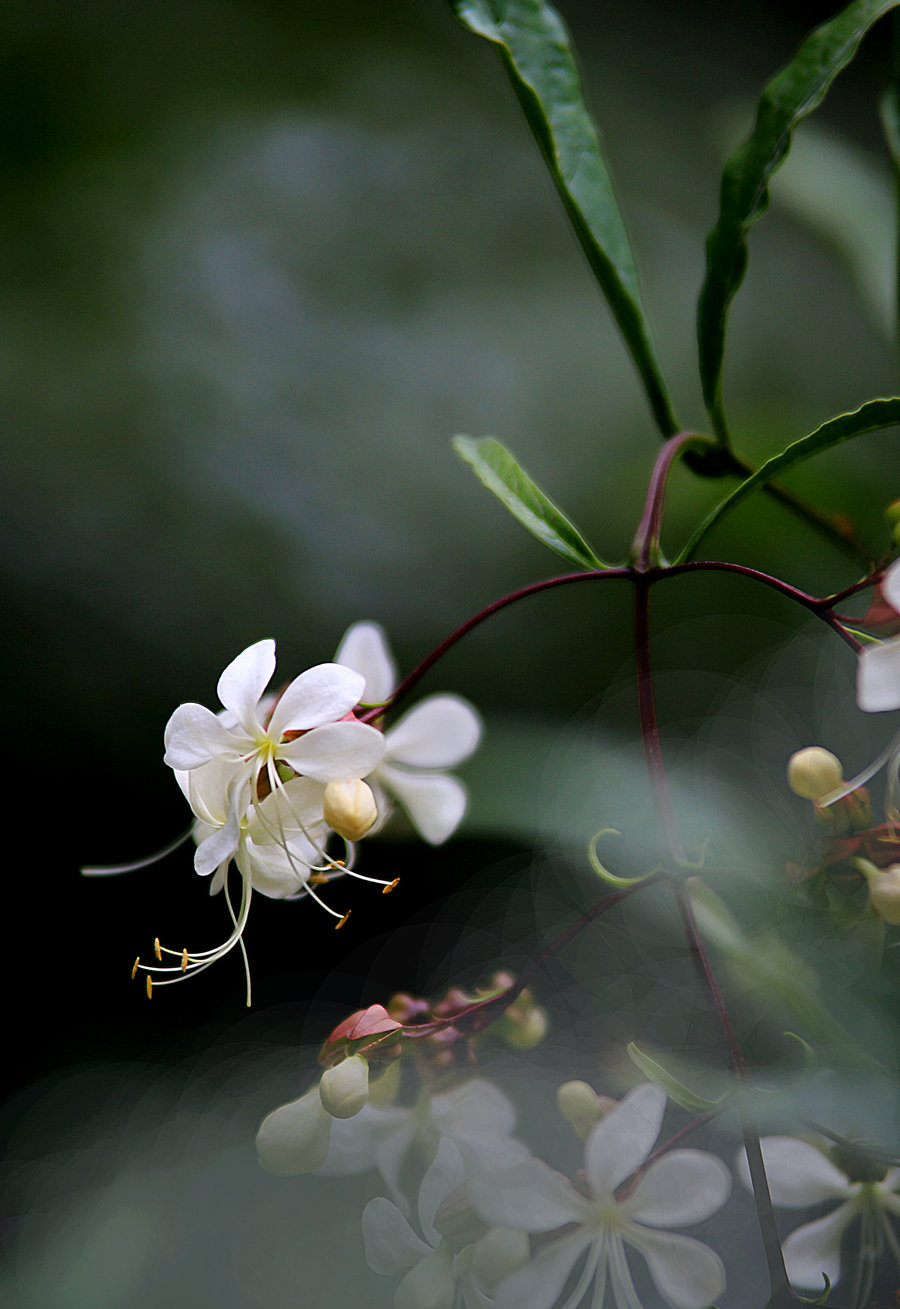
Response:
[454, 435, 608, 569]
[678, 397, 900, 561]
[698, 0, 900, 445]
[451, 0, 678, 437]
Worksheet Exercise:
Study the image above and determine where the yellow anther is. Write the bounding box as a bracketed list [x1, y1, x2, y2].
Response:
[146, 975, 153, 999]
[181, 948, 188, 973]
[382, 878, 401, 895]
[131, 956, 140, 980]
[154, 937, 162, 961]
[335, 910, 351, 931]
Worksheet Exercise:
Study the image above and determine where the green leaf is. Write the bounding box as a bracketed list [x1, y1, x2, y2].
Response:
[698, 0, 900, 445]
[677, 396, 900, 561]
[454, 435, 608, 568]
[450, 0, 678, 438]
[626, 1043, 729, 1114]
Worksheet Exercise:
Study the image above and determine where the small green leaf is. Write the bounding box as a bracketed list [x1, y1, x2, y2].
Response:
[454, 435, 608, 569]
[677, 396, 900, 560]
[626, 1043, 729, 1114]
[450, 0, 678, 438]
[698, 0, 900, 445]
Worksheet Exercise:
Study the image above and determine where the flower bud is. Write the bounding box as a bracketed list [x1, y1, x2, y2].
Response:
[319, 1053, 370, 1119]
[256, 1086, 331, 1174]
[470, 1227, 530, 1290]
[501, 1004, 549, 1050]
[885, 499, 900, 529]
[787, 747, 844, 800]
[556, 1080, 617, 1141]
[862, 862, 900, 925]
[323, 779, 378, 841]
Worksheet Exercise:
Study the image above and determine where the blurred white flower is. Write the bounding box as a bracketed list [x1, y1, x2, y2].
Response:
[336, 621, 482, 843]
[470, 1083, 730, 1309]
[739, 1135, 900, 1290]
[858, 561, 900, 712]
[363, 1138, 528, 1309]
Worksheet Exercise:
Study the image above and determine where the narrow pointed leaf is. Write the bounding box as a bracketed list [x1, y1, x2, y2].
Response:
[626, 1043, 729, 1114]
[678, 397, 900, 561]
[451, 0, 678, 437]
[454, 435, 607, 569]
[698, 0, 900, 445]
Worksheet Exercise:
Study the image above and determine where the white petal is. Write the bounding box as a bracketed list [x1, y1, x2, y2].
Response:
[236, 836, 312, 898]
[385, 695, 482, 769]
[469, 1158, 584, 1232]
[279, 721, 385, 782]
[216, 639, 276, 735]
[255, 1087, 332, 1175]
[627, 1227, 726, 1309]
[857, 638, 900, 712]
[584, 1084, 666, 1197]
[164, 702, 241, 769]
[361, 1197, 431, 1275]
[314, 1104, 408, 1179]
[335, 621, 397, 703]
[493, 1231, 594, 1309]
[377, 766, 468, 844]
[247, 777, 328, 841]
[176, 757, 235, 826]
[739, 1138, 851, 1207]
[883, 558, 900, 612]
[431, 1078, 517, 1144]
[780, 1201, 856, 1290]
[628, 1149, 731, 1227]
[267, 663, 365, 736]
[419, 1139, 466, 1247]
[193, 810, 240, 876]
[396, 1245, 456, 1309]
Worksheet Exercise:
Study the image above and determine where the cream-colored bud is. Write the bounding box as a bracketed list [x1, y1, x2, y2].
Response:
[319, 1053, 369, 1119]
[503, 1005, 550, 1050]
[787, 746, 844, 800]
[323, 779, 378, 841]
[556, 1080, 616, 1140]
[255, 1086, 331, 1174]
[865, 864, 900, 925]
[470, 1227, 530, 1290]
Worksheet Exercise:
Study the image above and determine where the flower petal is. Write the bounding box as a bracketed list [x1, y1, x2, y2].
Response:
[164, 702, 241, 769]
[738, 1137, 851, 1207]
[857, 638, 900, 712]
[584, 1083, 666, 1197]
[361, 1197, 431, 1276]
[431, 1078, 518, 1144]
[279, 721, 385, 782]
[377, 766, 468, 844]
[255, 1087, 332, 1175]
[627, 1227, 726, 1309]
[419, 1138, 466, 1247]
[628, 1149, 731, 1227]
[268, 663, 365, 736]
[780, 1201, 857, 1290]
[193, 809, 240, 875]
[385, 695, 482, 769]
[493, 1231, 594, 1309]
[470, 1158, 584, 1232]
[396, 1245, 456, 1309]
[216, 639, 276, 735]
[335, 621, 398, 704]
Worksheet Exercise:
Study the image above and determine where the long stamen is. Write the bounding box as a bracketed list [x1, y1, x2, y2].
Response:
[81, 827, 192, 876]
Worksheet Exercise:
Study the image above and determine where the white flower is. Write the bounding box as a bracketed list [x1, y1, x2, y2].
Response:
[740, 1135, 900, 1290]
[164, 638, 385, 826]
[858, 560, 900, 712]
[470, 1083, 730, 1309]
[335, 622, 482, 844]
[362, 1138, 529, 1309]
